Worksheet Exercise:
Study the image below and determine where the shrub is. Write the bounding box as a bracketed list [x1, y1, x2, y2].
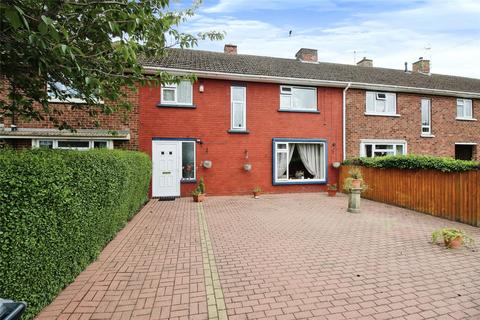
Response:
[343, 155, 480, 172]
[0, 149, 151, 319]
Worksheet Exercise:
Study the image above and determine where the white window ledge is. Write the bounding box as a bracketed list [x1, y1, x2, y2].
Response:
[456, 117, 477, 121]
[364, 112, 401, 117]
[421, 134, 435, 138]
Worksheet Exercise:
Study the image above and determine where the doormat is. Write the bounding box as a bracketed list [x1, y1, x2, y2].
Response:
[157, 197, 176, 201]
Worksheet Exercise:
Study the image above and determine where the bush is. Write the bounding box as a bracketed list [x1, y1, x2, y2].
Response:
[343, 155, 480, 172]
[0, 149, 151, 319]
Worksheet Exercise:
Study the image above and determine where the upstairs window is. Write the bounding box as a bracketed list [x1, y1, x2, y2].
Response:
[161, 80, 193, 105]
[47, 82, 87, 104]
[230, 86, 247, 131]
[366, 91, 397, 115]
[280, 86, 317, 111]
[421, 99, 431, 135]
[456, 99, 473, 119]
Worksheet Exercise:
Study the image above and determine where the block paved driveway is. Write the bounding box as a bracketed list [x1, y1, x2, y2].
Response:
[38, 193, 480, 320]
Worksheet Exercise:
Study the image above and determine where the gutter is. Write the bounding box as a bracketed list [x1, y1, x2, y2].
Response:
[342, 83, 351, 161]
[143, 66, 480, 99]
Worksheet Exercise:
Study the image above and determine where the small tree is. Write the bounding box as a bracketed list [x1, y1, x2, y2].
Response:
[0, 0, 223, 128]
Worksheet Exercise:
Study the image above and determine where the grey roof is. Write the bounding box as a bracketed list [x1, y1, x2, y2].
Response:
[141, 48, 480, 94]
[0, 127, 130, 139]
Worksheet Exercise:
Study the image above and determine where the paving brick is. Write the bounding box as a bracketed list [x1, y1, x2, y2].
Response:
[38, 195, 480, 320]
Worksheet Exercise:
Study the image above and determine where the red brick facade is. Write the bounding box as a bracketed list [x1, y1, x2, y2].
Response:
[139, 79, 344, 196]
[0, 81, 140, 150]
[346, 89, 479, 160]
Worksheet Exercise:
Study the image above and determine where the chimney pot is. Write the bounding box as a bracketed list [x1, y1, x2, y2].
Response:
[295, 48, 318, 63]
[412, 57, 430, 74]
[356, 57, 373, 67]
[224, 44, 237, 55]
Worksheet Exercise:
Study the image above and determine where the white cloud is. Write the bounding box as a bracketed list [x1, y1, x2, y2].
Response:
[187, 0, 480, 78]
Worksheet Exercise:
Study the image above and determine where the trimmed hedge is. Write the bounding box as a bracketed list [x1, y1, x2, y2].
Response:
[343, 155, 480, 172]
[0, 149, 151, 319]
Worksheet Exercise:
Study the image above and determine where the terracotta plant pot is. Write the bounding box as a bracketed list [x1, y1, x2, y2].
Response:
[253, 191, 261, 199]
[445, 236, 462, 249]
[351, 179, 362, 189]
[327, 190, 337, 197]
[193, 194, 206, 202]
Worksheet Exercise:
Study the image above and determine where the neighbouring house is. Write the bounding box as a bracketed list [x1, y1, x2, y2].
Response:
[0, 81, 139, 150]
[1, 45, 479, 197]
[345, 57, 479, 161]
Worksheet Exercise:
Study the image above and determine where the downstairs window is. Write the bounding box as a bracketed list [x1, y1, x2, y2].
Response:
[32, 139, 113, 150]
[273, 139, 327, 184]
[360, 140, 406, 157]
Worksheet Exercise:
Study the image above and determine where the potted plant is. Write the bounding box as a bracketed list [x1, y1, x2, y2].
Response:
[192, 177, 206, 202]
[348, 167, 363, 189]
[431, 228, 475, 249]
[327, 184, 337, 197]
[252, 186, 262, 199]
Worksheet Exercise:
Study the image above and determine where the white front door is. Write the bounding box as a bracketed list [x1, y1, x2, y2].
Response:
[152, 141, 181, 197]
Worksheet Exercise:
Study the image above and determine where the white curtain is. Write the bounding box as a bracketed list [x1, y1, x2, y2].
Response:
[277, 144, 295, 178]
[297, 144, 324, 179]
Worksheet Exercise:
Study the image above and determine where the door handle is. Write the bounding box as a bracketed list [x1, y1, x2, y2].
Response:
[162, 171, 171, 175]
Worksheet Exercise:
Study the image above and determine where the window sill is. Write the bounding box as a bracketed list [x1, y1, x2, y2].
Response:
[181, 179, 197, 184]
[421, 134, 435, 138]
[278, 109, 320, 114]
[456, 117, 477, 121]
[227, 129, 250, 134]
[273, 179, 326, 185]
[157, 103, 196, 109]
[364, 112, 401, 117]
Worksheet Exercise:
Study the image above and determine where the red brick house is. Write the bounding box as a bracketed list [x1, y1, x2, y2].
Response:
[1, 45, 479, 197]
[345, 58, 479, 161]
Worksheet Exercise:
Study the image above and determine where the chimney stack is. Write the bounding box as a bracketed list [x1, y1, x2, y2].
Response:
[295, 48, 318, 63]
[224, 44, 237, 55]
[356, 57, 373, 67]
[412, 57, 430, 74]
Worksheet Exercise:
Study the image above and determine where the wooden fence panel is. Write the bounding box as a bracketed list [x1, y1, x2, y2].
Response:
[339, 166, 480, 227]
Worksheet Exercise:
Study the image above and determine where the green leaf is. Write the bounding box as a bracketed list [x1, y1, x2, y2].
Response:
[5, 8, 22, 29]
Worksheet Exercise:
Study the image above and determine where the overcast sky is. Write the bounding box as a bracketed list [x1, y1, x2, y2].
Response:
[174, 0, 480, 78]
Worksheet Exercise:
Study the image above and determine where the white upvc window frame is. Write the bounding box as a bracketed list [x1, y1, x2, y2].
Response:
[365, 91, 398, 116]
[456, 98, 475, 120]
[421, 98, 432, 136]
[230, 86, 247, 131]
[181, 140, 196, 182]
[32, 139, 113, 150]
[273, 139, 327, 185]
[160, 80, 193, 105]
[360, 139, 407, 158]
[47, 82, 88, 104]
[279, 85, 317, 111]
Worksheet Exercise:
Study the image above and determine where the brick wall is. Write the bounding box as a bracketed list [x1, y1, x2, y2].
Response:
[139, 79, 344, 196]
[346, 89, 479, 160]
[0, 81, 140, 150]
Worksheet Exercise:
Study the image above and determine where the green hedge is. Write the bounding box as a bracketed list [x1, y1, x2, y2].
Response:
[343, 155, 480, 172]
[0, 149, 151, 319]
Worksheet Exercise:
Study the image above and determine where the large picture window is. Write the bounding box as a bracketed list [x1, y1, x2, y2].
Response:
[280, 86, 317, 111]
[360, 140, 406, 158]
[161, 80, 193, 105]
[273, 139, 327, 184]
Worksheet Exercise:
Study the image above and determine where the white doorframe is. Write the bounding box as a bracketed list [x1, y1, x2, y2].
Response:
[152, 140, 181, 197]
